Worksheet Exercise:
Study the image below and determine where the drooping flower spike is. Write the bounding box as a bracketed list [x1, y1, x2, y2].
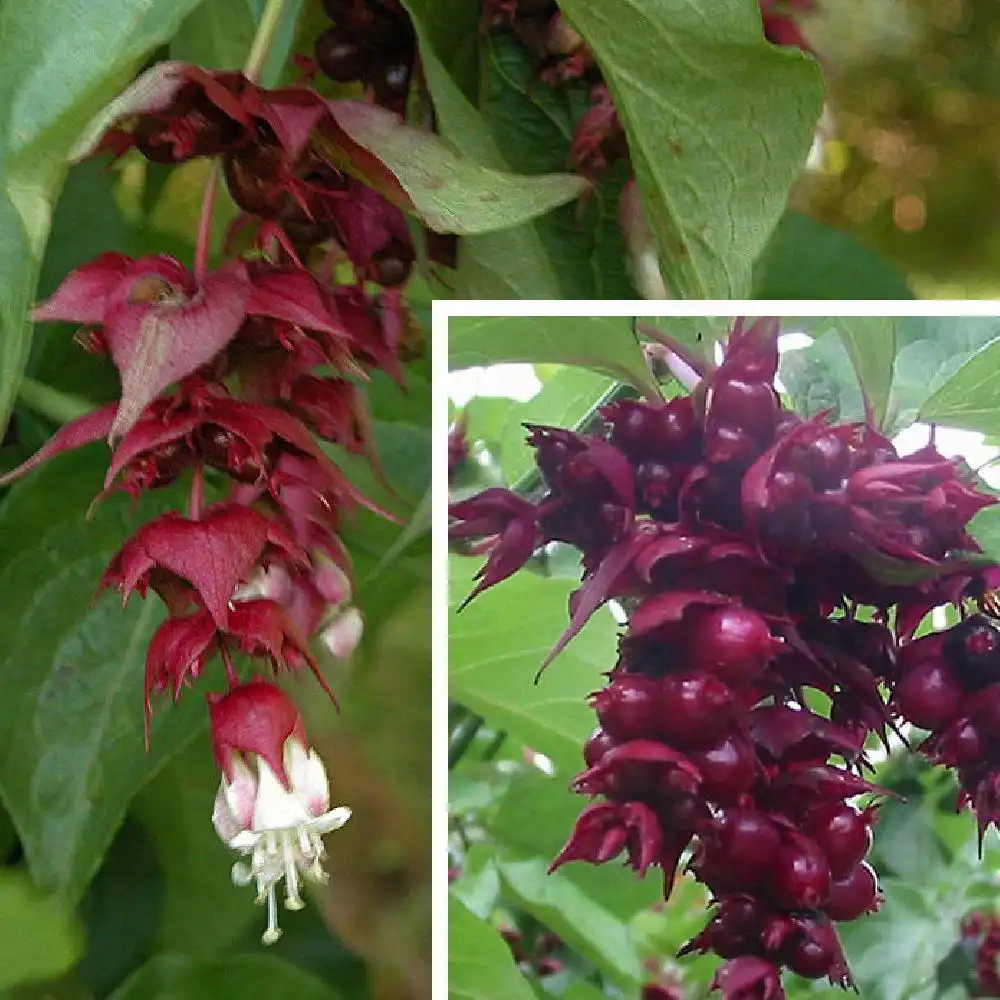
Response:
[452, 317, 996, 999]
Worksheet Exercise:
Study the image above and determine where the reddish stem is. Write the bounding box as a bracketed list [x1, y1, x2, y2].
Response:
[189, 463, 205, 520]
[221, 645, 239, 688]
[194, 163, 222, 284]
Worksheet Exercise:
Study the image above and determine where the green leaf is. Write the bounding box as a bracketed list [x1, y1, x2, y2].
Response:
[778, 330, 864, 424]
[132, 738, 258, 955]
[321, 102, 588, 236]
[751, 212, 914, 300]
[403, 0, 480, 99]
[967, 506, 1000, 564]
[449, 316, 659, 401]
[918, 335, 1000, 434]
[170, 0, 257, 71]
[555, 0, 824, 298]
[832, 317, 898, 430]
[0, 0, 210, 440]
[449, 894, 537, 1000]
[471, 34, 637, 299]
[449, 556, 616, 776]
[499, 368, 618, 487]
[404, 5, 568, 297]
[107, 954, 344, 1000]
[0, 868, 85, 989]
[839, 876, 976, 1000]
[892, 318, 1000, 428]
[0, 453, 205, 902]
[499, 857, 644, 988]
[487, 771, 660, 923]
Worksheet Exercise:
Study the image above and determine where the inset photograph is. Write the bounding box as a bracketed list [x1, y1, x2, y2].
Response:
[448, 313, 1000, 1000]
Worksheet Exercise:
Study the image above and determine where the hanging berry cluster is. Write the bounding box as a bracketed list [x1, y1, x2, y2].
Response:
[0, 15, 434, 942]
[451, 318, 998, 999]
[894, 603, 1000, 841]
[313, 0, 417, 115]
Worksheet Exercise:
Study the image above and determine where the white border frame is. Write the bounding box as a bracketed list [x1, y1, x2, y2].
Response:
[431, 298, 1000, 994]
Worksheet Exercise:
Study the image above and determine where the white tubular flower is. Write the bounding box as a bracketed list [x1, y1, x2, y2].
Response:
[208, 679, 351, 944]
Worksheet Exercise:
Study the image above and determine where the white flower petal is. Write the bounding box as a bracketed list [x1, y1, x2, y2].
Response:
[222, 754, 258, 830]
[287, 742, 331, 818]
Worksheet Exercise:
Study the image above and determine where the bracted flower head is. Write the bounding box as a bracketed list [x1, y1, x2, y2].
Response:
[209, 679, 351, 944]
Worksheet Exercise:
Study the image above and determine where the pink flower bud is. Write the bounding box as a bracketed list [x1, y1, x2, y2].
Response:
[321, 607, 364, 659]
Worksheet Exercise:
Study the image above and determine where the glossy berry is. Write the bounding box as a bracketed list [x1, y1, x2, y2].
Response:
[710, 378, 778, 436]
[693, 734, 757, 803]
[371, 60, 412, 104]
[769, 839, 831, 910]
[658, 673, 733, 749]
[803, 803, 871, 879]
[783, 919, 838, 979]
[947, 614, 1000, 687]
[607, 399, 698, 462]
[583, 727, 616, 767]
[372, 239, 413, 287]
[802, 433, 851, 490]
[825, 862, 879, 921]
[712, 808, 780, 877]
[893, 658, 964, 730]
[686, 605, 775, 684]
[315, 26, 367, 82]
[636, 461, 678, 515]
[591, 674, 661, 742]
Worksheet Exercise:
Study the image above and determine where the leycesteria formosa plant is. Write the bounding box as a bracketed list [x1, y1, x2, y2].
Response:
[0, 0, 458, 945]
[451, 319, 1000, 1000]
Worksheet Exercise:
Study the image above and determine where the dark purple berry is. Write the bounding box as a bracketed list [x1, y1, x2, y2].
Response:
[894, 658, 964, 729]
[710, 378, 778, 437]
[686, 605, 775, 684]
[825, 862, 879, 921]
[315, 25, 367, 82]
[693, 734, 757, 803]
[803, 803, 871, 879]
[591, 675, 661, 742]
[583, 727, 615, 767]
[658, 674, 733, 749]
[769, 838, 831, 910]
[947, 614, 1000, 687]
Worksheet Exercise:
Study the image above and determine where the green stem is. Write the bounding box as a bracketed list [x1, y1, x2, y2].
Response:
[244, 0, 288, 82]
[16, 377, 95, 425]
[448, 715, 484, 769]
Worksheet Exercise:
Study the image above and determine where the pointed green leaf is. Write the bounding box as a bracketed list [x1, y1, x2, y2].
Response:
[0, 452, 205, 902]
[449, 894, 537, 1000]
[918, 335, 1000, 434]
[449, 316, 660, 401]
[449, 556, 616, 776]
[0, 0, 209, 439]
[555, 0, 824, 297]
[321, 102, 588, 236]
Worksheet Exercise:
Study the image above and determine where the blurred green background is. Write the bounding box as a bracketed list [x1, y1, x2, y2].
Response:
[800, 0, 1000, 297]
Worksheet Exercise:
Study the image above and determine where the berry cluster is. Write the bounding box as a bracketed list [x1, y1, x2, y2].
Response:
[451, 318, 996, 999]
[105, 60, 418, 287]
[962, 910, 1000, 997]
[895, 608, 1000, 841]
[314, 0, 417, 115]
